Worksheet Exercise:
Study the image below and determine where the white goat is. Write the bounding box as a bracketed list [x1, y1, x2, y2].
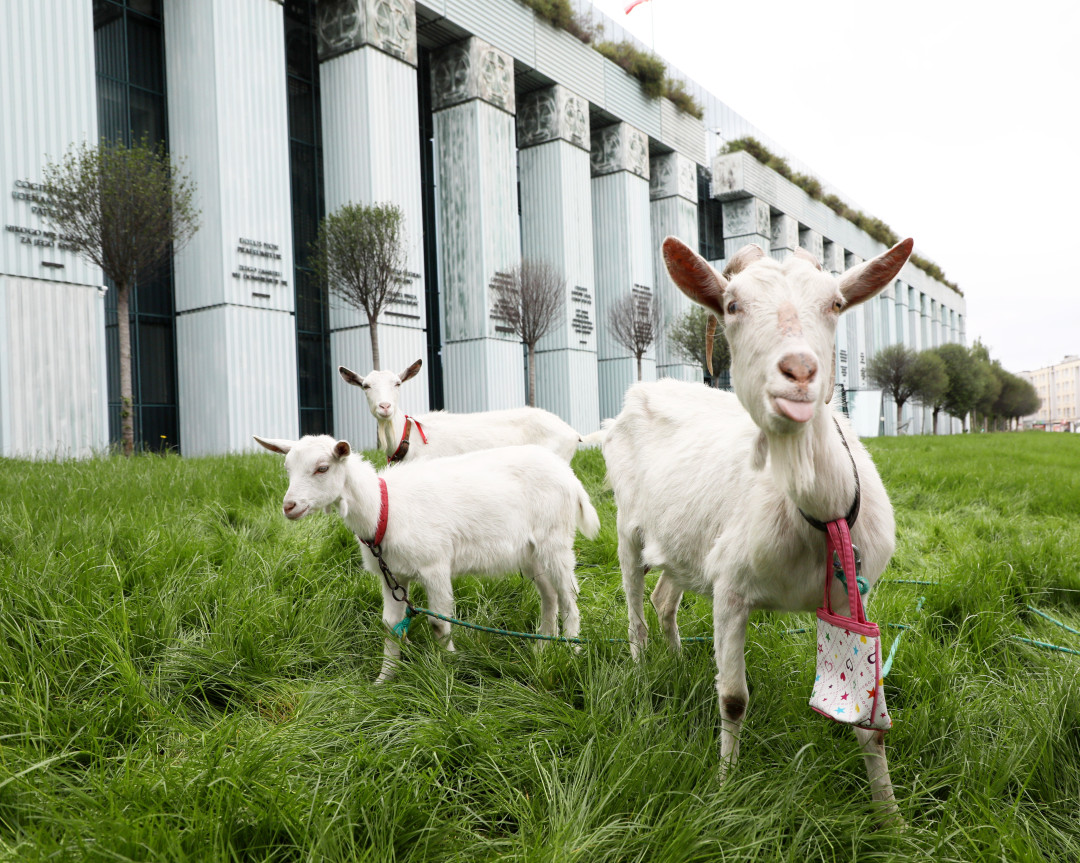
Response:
[339, 359, 582, 464]
[254, 435, 601, 681]
[600, 237, 913, 817]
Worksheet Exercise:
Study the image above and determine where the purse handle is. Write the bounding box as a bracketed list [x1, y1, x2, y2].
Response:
[823, 518, 867, 624]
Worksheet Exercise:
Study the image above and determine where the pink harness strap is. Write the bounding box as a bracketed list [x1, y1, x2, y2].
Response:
[361, 478, 389, 549]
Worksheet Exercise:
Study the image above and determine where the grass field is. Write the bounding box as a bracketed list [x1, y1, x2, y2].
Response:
[2, 431, 1080, 861]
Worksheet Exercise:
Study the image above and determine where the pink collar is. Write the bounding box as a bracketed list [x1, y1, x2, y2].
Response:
[362, 478, 389, 548]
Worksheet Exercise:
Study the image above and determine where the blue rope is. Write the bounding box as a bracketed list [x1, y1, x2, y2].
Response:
[1026, 605, 1080, 637]
[1011, 636, 1080, 658]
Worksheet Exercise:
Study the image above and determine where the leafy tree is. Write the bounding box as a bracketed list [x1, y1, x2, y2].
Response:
[667, 305, 729, 385]
[934, 343, 987, 430]
[867, 344, 920, 433]
[40, 136, 200, 456]
[910, 350, 950, 433]
[994, 372, 1041, 430]
[490, 259, 566, 407]
[608, 290, 662, 381]
[972, 360, 1004, 432]
[311, 202, 407, 371]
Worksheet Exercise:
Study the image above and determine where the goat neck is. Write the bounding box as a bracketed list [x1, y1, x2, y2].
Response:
[376, 408, 409, 463]
[337, 456, 385, 541]
[763, 408, 859, 527]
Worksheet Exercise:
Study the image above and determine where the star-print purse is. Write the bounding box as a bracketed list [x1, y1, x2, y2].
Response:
[809, 519, 891, 731]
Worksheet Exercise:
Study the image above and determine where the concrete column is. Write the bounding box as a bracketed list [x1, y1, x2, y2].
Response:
[824, 243, 850, 395]
[431, 37, 523, 411]
[317, 0, 428, 445]
[165, 0, 298, 455]
[0, 0, 106, 458]
[908, 286, 920, 350]
[721, 196, 770, 261]
[591, 122, 654, 419]
[770, 213, 799, 261]
[517, 84, 599, 433]
[799, 227, 823, 266]
[930, 299, 940, 348]
[650, 151, 701, 382]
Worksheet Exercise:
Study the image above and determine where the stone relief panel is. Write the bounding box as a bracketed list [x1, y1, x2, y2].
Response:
[722, 197, 770, 239]
[710, 151, 743, 197]
[316, 0, 416, 66]
[517, 85, 590, 150]
[649, 153, 697, 201]
[823, 241, 845, 274]
[771, 213, 799, 250]
[431, 38, 515, 113]
[799, 228, 824, 263]
[590, 123, 649, 179]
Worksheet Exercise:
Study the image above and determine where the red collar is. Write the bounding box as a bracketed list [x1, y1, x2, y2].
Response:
[388, 415, 427, 464]
[361, 477, 389, 549]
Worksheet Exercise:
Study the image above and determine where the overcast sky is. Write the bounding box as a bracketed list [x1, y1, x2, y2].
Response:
[587, 0, 1080, 373]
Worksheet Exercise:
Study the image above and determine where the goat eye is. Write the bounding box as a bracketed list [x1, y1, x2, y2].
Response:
[361, 383, 370, 390]
[726, 300, 739, 315]
[833, 300, 844, 313]
[395, 381, 401, 387]
[315, 465, 329, 474]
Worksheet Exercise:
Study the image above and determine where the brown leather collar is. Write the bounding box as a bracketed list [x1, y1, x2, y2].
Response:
[388, 416, 427, 464]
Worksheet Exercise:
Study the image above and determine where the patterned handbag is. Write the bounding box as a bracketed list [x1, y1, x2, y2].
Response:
[809, 518, 891, 731]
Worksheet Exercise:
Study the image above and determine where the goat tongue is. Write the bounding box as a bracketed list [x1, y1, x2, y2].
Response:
[775, 397, 815, 424]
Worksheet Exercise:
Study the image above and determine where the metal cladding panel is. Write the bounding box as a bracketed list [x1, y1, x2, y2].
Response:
[650, 195, 697, 371]
[602, 65, 660, 140]
[598, 356, 655, 421]
[533, 22, 605, 105]
[434, 100, 520, 344]
[330, 325, 429, 451]
[177, 306, 298, 456]
[659, 100, 706, 166]
[442, 338, 525, 412]
[519, 140, 595, 354]
[165, 0, 294, 315]
[321, 48, 426, 334]
[445, 0, 535, 66]
[534, 347, 599, 434]
[592, 172, 654, 361]
[0, 277, 107, 458]
[1, 1, 100, 288]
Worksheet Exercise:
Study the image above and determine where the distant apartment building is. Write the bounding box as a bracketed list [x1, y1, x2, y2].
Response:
[1022, 356, 1080, 431]
[1, 0, 966, 458]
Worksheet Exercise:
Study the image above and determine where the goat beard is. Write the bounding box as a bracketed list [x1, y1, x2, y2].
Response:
[765, 431, 818, 500]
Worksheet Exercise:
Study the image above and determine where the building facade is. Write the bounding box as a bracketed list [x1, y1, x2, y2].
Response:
[1022, 356, 1080, 431]
[0, 0, 966, 458]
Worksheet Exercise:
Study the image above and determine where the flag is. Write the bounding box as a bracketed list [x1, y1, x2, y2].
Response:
[624, 0, 652, 13]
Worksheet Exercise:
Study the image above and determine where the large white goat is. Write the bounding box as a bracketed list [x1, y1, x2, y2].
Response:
[339, 360, 582, 464]
[254, 435, 601, 681]
[600, 237, 913, 816]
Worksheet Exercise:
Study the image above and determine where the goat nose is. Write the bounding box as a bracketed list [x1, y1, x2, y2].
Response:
[283, 499, 296, 514]
[378, 402, 391, 411]
[778, 352, 818, 386]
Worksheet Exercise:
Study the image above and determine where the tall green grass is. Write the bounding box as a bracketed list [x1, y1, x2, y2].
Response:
[1, 433, 1079, 861]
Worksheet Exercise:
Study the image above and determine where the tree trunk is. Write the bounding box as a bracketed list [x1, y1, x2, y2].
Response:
[116, 283, 135, 457]
[369, 316, 380, 370]
[527, 343, 537, 407]
[896, 400, 904, 435]
[636, 353, 643, 381]
[932, 407, 940, 434]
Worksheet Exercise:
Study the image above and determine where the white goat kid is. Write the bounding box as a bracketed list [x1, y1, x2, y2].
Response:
[254, 435, 601, 681]
[339, 359, 582, 464]
[602, 237, 913, 817]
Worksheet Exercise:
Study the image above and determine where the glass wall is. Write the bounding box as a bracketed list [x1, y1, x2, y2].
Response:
[284, 0, 333, 435]
[417, 46, 444, 409]
[697, 165, 723, 262]
[93, 0, 178, 452]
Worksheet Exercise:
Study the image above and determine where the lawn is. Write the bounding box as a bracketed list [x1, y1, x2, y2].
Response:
[1, 432, 1079, 861]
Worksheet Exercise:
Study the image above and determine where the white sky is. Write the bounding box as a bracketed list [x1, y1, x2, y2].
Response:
[587, 0, 1080, 373]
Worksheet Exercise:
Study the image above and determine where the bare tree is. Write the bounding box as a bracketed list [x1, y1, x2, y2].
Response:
[40, 136, 200, 457]
[608, 289, 662, 381]
[311, 202, 407, 370]
[491, 259, 566, 406]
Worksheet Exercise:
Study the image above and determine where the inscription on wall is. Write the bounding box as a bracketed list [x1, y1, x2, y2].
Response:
[488, 269, 518, 335]
[231, 237, 286, 296]
[570, 285, 593, 344]
[385, 269, 421, 320]
[6, 180, 77, 269]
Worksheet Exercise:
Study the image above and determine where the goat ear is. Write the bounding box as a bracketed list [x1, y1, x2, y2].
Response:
[339, 366, 365, 387]
[839, 238, 914, 307]
[399, 359, 423, 383]
[793, 247, 823, 270]
[254, 435, 293, 455]
[333, 440, 351, 459]
[662, 236, 727, 317]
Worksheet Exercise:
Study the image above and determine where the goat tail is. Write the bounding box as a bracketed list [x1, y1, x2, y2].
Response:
[578, 426, 609, 448]
[576, 487, 602, 540]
